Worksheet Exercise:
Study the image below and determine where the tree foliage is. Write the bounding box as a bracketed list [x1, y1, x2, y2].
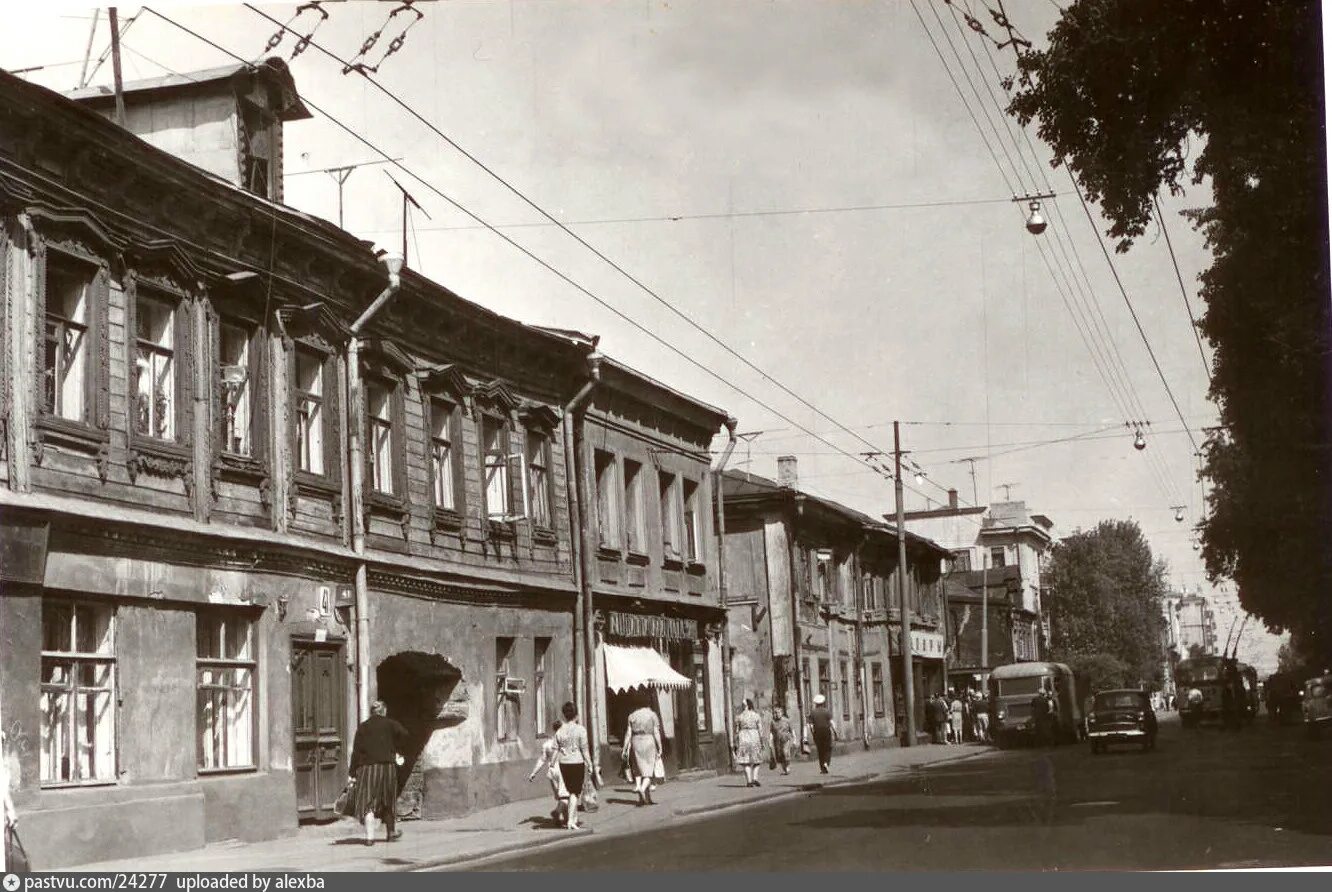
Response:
[1009, 1, 1331, 664]
[1046, 519, 1167, 684]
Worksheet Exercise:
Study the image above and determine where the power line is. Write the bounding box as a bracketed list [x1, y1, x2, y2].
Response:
[1154, 193, 1212, 386]
[240, 3, 989, 519]
[139, 7, 946, 512]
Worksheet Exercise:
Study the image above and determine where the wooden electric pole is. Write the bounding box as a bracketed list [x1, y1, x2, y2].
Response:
[893, 421, 916, 746]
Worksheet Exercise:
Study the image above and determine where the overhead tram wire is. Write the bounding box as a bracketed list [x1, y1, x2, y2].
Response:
[1154, 193, 1213, 386]
[948, 1, 1187, 507]
[240, 3, 943, 498]
[907, 0, 1144, 455]
[139, 7, 947, 510]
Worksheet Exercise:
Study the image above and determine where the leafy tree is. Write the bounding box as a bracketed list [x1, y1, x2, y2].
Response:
[1187, 643, 1206, 661]
[1045, 519, 1168, 684]
[1008, 1, 1331, 665]
[1064, 652, 1132, 695]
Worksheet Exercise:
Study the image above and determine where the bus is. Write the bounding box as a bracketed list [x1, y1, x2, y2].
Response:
[988, 662, 1084, 746]
[1176, 655, 1254, 728]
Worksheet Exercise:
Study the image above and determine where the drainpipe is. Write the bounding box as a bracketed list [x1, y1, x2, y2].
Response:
[348, 251, 403, 723]
[711, 416, 738, 770]
[566, 352, 604, 756]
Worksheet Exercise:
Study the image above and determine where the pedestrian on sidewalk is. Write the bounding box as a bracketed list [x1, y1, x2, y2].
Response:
[807, 694, 838, 774]
[973, 691, 991, 744]
[949, 691, 964, 745]
[554, 701, 594, 831]
[769, 706, 795, 775]
[528, 720, 567, 825]
[929, 694, 949, 745]
[734, 698, 765, 787]
[348, 700, 409, 846]
[622, 699, 663, 806]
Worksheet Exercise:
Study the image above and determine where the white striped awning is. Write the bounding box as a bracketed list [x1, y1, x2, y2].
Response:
[603, 643, 693, 694]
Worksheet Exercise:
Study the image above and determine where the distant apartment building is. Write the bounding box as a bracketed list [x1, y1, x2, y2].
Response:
[904, 491, 1054, 686]
[1175, 591, 1218, 656]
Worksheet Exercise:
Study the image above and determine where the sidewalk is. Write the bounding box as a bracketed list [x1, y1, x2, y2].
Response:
[66, 743, 993, 873]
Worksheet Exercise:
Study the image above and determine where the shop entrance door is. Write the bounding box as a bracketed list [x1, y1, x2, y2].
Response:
[671, 644, 700, 771]
[292, 640, 346, 821]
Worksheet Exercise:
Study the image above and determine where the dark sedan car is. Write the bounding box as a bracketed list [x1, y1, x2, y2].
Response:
[1086, 689, 1158, 753]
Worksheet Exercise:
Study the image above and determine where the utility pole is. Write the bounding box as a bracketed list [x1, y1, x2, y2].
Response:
[386, 172, 430, 266]
[893, 422, 917, 746]
[108, 7, 127, 128]
[77, 9, 101, 89]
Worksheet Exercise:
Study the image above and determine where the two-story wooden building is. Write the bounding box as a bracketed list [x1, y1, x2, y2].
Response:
[0, 60, 641, 867]
[721, 457, 950, 750]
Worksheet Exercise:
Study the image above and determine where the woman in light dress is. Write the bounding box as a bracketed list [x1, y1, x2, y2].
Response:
[733, 698, 765, 787]
[622, 700, 664, 806]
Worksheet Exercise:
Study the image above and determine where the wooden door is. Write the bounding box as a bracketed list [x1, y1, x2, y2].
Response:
[293, 641, 346, 821]
[671, 644, 699, 771]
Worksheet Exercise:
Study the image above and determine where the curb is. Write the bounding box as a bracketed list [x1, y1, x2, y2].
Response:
[394, 826, 596, 873]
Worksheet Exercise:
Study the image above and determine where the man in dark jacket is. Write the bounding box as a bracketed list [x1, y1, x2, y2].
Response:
[807, 694, 838, 774]
[1030, 690, 1051, 747]
[929, 694, 949, 745]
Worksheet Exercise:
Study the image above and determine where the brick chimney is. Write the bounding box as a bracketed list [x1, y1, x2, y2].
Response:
[777, 455, 799, 489]
[948, 488, 959, 510]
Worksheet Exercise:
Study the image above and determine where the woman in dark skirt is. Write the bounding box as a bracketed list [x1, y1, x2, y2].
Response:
[348, 700, 409, 846]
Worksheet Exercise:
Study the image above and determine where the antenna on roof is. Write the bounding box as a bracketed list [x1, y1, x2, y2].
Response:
[108, 7, 127, 127]
[996, 482, 1019, 500]
[386, 172, 430, 267]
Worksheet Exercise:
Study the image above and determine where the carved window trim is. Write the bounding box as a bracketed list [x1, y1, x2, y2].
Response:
[284, 327, 344, 528]
[123, 270, 196, 494]
[30, 233, 112, 478]
[519, 403, 559, 542]
[476, 407, 517, 538]
[210, 303, 271, 510]
[422, 395, 465, 536]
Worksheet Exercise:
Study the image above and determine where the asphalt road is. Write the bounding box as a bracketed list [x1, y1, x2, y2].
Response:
[463, 712, 1332, 871]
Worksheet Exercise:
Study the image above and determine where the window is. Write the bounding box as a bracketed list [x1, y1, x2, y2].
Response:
[42, 256, 94, 422]
[682, 478, 701, 563]
[594, 451, 621, 548]
[659, 472, 682, 557]
[367, 379, 394, 495]
[294, 349, 325, 475]
[482, 417, 512, 521]
[840, 660, 851, 719]
[872, 663, 885, 716]
[495, 637, 518, 743]
[990, 546, 1007, 569]
[814, 549, 833, 602]
[818, 658, 831, 704]
[622, 459, 646, 553]
[134, 294, 176, 440]
[693, 650, 710, 733]
[526, 431, 552, 527]
[534, 637, 551, 733]
[40, 601, 116, 786]
[951, 550, 972, 572]
[197, 614, 256, 771]
[801, 660, 813, 710]
[429, 400, 458, 511]
[219, 322, 254, 456]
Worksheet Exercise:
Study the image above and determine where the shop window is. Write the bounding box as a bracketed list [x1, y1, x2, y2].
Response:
[40, 600, 116, 786]
[219, 321, 256, 457]
[990, 546, 1007, 569]
[594, 450, 621, 548]
[682, 478, 701, 563]
[840, 660, 851, 720]
[622, 458, 646, 553]
[42, 254, 95, 423]
[872, 663, 886, 716]
[481, 416, 513, 521]
[495, 637, 519, 742]
[659, 472, 682, 558]
[133, 293, 177, 441]
[197, 613, 256, 771]
[294, 348, 326, 476]
[693, 650, 710, 734]
[534, 637, 551, 733]
[429, 399, 459, 512]
[525, 431, 552, 528]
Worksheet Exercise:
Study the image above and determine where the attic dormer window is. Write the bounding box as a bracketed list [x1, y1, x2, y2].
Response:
[240, 100, 276, 201]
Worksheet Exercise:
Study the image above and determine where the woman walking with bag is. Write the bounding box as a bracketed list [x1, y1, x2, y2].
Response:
[347, 701, 409, 846]
[733, 698, 765, 787]
[622, 700, 663, 806]
[554, 701, 595, 831]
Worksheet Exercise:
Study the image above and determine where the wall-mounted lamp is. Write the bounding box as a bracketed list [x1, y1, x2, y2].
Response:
[276, 594, 290, 622]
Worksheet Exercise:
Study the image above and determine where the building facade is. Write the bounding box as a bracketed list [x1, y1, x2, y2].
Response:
[0, 61, 733, 867]
[578, 360, 730, 777]
[722, 457, 950, 749]
[1175, 591, 1218, 656]
[904, 491, 1054, 678]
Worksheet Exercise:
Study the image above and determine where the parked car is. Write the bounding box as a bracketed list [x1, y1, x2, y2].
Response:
[1086, 689, 1157, 754]
[1302, 672, 1332, 739]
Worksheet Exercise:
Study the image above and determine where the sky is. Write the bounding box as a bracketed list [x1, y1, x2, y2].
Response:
[1, 0, 1285, 672]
